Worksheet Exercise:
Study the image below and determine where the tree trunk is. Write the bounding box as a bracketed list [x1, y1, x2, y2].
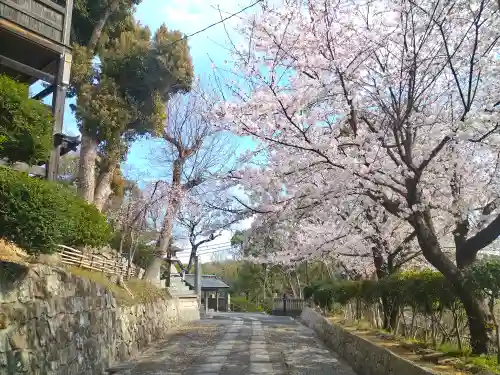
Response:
[381, 296, 399, 332]
[77, 133, 98, 203]
[143, 209, 177, 284]
[187, 245, 198, 271]
[295, 271, 303, 299]
[143, 158, 184, 284]
[94, 163, 117, 211]
[87, 0, 120, 52]
[411, 210, 491, 354]
[144, 257, 165, 284]
[287, 271, 298, 298]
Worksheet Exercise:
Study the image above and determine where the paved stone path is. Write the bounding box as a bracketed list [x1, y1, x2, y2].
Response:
[112, 312, 357, 375]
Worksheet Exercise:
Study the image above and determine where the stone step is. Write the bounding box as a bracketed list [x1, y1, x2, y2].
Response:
[168, 288, 196, 297]
[170, 281, 190, 289]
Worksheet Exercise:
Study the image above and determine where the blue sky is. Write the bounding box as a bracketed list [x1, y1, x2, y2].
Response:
[124, 0, 262, 260]
[28, 1, 261, 261]
[127, 0, 261, 183]
[32, 0, 260, 184]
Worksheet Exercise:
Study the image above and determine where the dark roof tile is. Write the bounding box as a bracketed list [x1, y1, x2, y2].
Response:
[183, 274, 230, 290]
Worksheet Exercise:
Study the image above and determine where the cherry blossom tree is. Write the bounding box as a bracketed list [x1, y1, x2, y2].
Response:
[216, 0, 500, 353]
[143, 87, 236, 284]
[176, 188, 243, 271]
[108, 180, 170, 269]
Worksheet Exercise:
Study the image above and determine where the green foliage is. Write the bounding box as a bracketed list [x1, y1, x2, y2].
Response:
[74, 23, 193, 143]
[132, 243, 157, 270]
[71, 0, 138, 48]
[306, 262, 500, 315]
[231, 295, 269, 313]
[469, 355, 500, 373]
[231, 230, 245, 246]
[305, 270, 460, 312]
[101, 24, 193, 131]
[0, 75, 52, 164]
[467, 259, 500, 299]
[0, 167, 111, 254]
[108, 231, 157, 270]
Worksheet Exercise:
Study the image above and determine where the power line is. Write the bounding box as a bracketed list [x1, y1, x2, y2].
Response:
[165, 0, 263, 48]
[198, 246, 235, 255]
[176, 245, 236, 255]
[176, 242, 233, 251]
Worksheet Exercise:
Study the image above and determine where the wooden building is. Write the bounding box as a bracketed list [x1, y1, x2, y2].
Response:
[183, 274, 231, 312]
[0, 0, 75, 179]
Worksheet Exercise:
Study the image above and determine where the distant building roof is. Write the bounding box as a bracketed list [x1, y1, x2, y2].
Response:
[183, 274, 230, 290]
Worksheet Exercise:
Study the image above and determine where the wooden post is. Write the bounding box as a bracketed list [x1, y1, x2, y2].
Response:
[47, 50, 72, 181]
[46, 0, 73, 180]
[283, 293, 287, 316]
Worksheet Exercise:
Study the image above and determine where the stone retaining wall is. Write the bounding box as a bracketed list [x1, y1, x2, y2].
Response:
[0, 262, 199, 375]
[300, 307, 437, 375]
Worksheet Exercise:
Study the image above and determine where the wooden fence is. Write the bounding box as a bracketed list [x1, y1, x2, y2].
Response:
[57, 245, 143, 279]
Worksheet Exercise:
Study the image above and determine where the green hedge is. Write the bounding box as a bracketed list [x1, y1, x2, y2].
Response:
[0, 167, 111, 254]
[305, 262, 500, 312]
[0, 75, 52, 165]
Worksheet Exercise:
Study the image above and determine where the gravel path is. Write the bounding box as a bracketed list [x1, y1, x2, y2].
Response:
[111, 313, 357, 375]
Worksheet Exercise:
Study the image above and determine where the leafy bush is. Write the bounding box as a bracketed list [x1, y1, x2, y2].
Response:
[0, 75, 52, 164]
[0, 167, 111, 254]
[304, 263, 500, 315]
[231, 295, 268, 313]
[305, 270, 458, 312]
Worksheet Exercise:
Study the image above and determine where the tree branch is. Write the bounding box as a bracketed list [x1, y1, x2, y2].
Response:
[456, 213, 500, 268]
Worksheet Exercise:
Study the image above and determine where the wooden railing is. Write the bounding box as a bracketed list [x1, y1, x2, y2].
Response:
[57, 245, 143, 279]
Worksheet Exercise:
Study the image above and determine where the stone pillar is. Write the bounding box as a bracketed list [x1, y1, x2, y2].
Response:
[194, 255, 201, 301]
[227, 292, 231, 312]
[170, 262, 179, 276]
[204, 291, 209, 314]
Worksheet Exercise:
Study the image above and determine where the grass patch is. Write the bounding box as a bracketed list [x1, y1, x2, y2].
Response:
[437, 342, 472, 358]
[0, 239, 30, 265]
[469, 355, 500, 374]
[67, 266, 170, 306]
[127, 278, 171, 304]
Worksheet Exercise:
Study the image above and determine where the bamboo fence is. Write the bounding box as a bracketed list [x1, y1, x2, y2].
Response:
[57, 245, 143, 280]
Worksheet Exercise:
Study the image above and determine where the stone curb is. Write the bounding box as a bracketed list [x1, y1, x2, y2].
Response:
[300, 307, 438, 375]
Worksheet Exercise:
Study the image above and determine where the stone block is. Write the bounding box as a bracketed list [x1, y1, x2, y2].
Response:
[0, 333, 8, 353]
[8, 350, 30, 373]
[0, 312, 10, 330]
[0, 263, 201, 375]
[300, 307, 438, 375]
[9, 328, 28, 350]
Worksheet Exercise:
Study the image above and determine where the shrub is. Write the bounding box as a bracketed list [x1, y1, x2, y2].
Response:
[0, 167, 111, 254]
[0, 75, 52, 165]
[304, 264, 500, 316]
[231, 295, 266, 313]
[305, 271, 460, 313]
